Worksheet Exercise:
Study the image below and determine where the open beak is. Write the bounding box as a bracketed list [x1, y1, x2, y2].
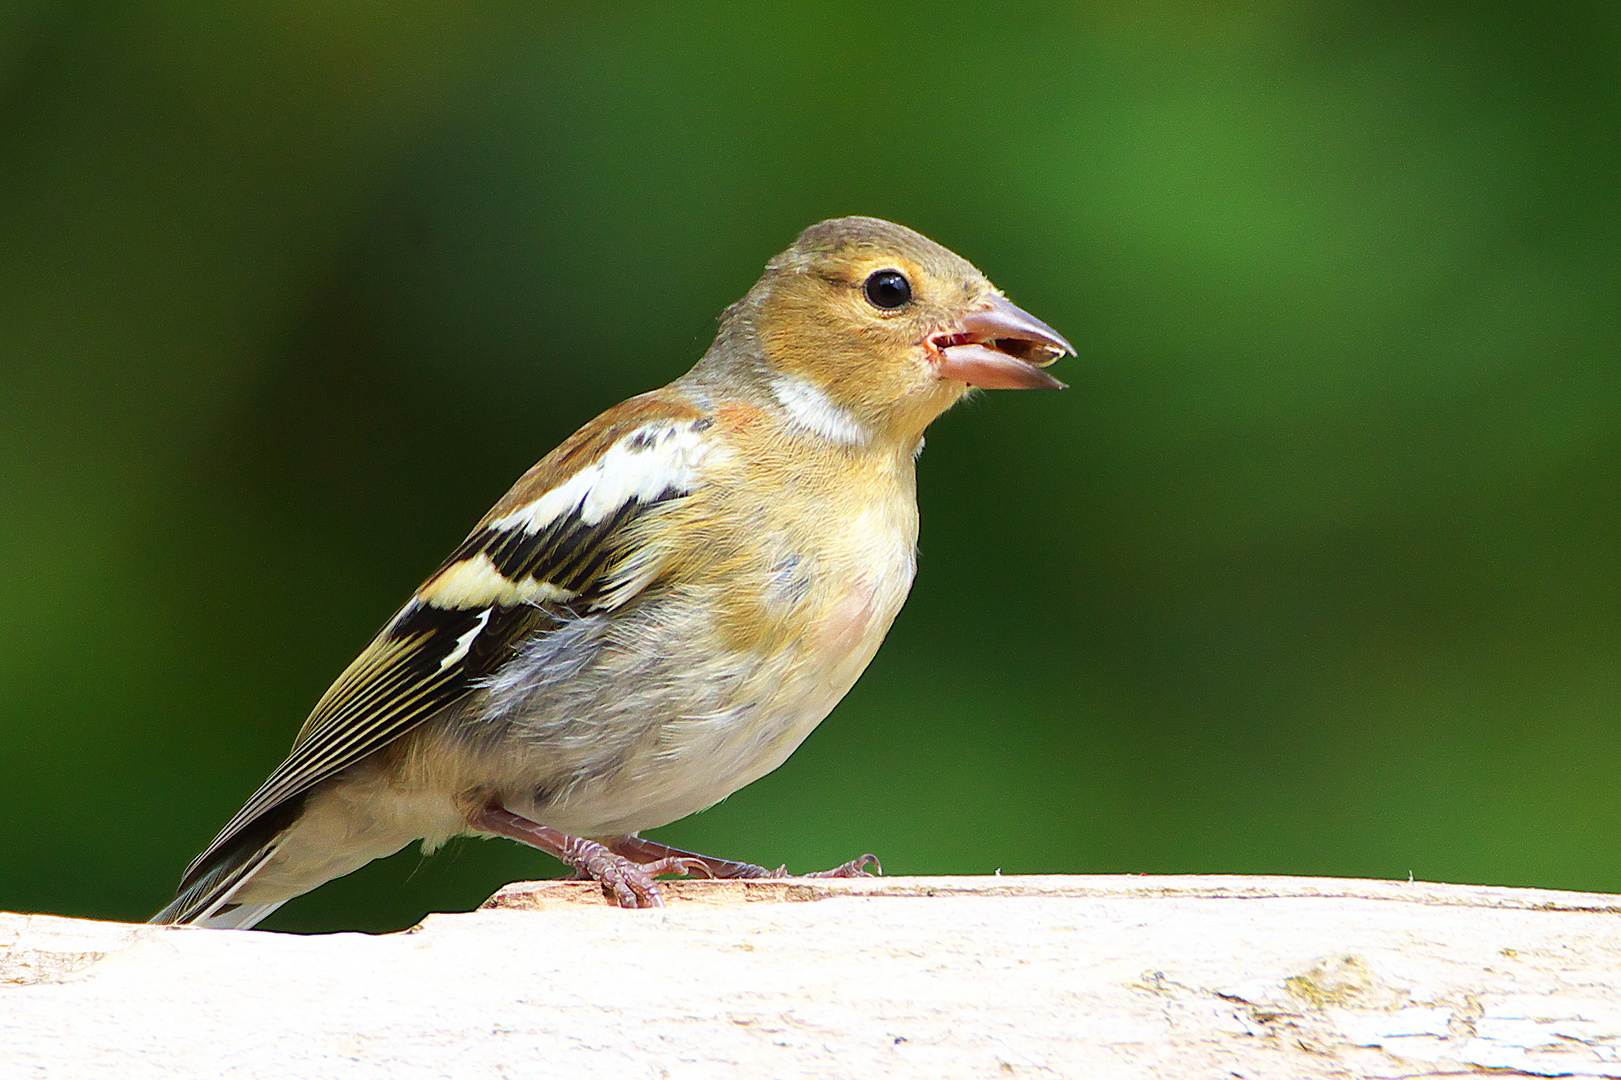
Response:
[929, 294, 1075, 390]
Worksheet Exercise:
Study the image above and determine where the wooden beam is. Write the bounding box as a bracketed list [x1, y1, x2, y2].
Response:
[6, 875, 1621, 1077]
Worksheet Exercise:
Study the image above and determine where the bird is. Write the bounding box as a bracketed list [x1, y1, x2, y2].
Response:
[153, 215, 1072, 928]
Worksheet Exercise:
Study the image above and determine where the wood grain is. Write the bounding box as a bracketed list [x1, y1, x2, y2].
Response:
[5, 875, 1621, 1078]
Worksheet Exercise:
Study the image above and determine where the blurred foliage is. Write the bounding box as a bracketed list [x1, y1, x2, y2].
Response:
[1, 1, 1617, 932]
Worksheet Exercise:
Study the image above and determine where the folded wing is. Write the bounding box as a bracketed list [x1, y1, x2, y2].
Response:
[158, 394, 715, 923]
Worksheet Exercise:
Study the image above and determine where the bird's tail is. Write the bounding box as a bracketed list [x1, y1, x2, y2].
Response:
[150, 812, 294, 930]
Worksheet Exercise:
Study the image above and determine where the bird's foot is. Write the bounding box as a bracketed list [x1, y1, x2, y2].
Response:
[471, 803, 708, 909]
[607, 835, 882, 882]
[558, 836, 710, 909]
[799, 853, 883, 879]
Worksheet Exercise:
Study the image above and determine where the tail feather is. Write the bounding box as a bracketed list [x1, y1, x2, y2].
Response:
[153, 792, 311, 928]
[151, 830, 284, 929]
[182, 897, 288, 930]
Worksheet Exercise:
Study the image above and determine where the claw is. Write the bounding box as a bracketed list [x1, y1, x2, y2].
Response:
[802, 853, 882, 879]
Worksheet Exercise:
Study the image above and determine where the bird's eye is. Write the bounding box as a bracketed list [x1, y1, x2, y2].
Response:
[863, 269, 912, 310]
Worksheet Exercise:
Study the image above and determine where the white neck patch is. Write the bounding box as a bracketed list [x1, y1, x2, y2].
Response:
[771, 375, 870, 447]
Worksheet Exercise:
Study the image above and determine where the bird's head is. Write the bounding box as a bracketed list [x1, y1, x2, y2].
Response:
[696, 216, 1074, 450]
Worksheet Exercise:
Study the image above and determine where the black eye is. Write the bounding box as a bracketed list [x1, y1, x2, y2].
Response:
[863, 269, 912, 310]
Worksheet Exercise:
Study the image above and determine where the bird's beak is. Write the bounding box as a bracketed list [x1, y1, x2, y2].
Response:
[930, 294, 1075, 390]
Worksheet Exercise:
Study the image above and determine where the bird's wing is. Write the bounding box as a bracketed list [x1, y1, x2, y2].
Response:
[179, 393, 718, 888]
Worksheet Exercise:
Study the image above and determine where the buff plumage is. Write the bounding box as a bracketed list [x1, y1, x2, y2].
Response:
[154, 216, 1072, 926]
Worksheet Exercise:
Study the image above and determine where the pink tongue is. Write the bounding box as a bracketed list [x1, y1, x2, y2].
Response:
[937, 343, 1066, 390]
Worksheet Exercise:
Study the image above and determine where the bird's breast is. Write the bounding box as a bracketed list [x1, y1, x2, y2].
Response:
[715, 463, 919, 672]
[796, 500, 917, 673]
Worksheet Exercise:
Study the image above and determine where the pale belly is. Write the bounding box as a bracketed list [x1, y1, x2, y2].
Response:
[517, 563, 911, 837]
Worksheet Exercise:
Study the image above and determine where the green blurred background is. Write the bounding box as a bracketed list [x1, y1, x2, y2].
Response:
[2, 2, 1617, 933]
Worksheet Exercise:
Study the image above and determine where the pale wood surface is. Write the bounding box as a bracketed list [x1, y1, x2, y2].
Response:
[5, 874, 1621, 1078]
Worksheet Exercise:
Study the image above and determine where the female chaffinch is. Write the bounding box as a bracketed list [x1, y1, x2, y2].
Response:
[155, 216, 1072, 927]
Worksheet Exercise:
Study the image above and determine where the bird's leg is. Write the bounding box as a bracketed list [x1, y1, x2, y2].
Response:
[608, 835, 882, 881]
[471, 804, 709, 909]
